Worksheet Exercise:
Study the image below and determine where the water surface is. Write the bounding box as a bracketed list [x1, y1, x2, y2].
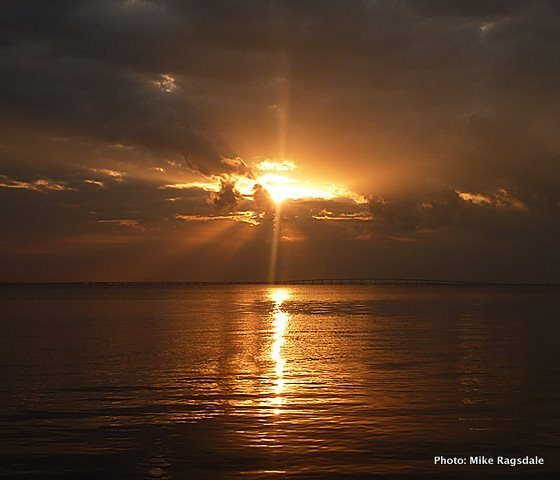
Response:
[1, 285, 559, 479]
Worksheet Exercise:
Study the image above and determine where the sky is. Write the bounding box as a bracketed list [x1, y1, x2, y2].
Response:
[1, 0, 559, 282]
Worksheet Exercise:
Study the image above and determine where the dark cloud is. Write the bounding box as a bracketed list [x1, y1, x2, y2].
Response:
[369, 191, 463, 233]
[367, 188, 539, 240]
[461, 115, 560, 208]
[252, 184, 275, 217]
[1, 1, 560, 281]
[209, 180, 240, 211]
[408, 0, 527, 18]
[0, 46, 236, 175]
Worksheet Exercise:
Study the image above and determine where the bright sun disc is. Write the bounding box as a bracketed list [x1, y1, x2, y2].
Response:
[258, 173, 294, 204]
[266, 184, 290, 204]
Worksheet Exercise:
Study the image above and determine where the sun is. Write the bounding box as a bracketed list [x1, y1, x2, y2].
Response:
[165, 159, 367, 206]
[256, 170, 358, 205]
[260, 174, 293, 204]
[267, 187, 288, 204]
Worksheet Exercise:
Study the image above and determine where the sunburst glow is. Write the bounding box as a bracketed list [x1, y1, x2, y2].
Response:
[252, 160, 366, 204]
[163, 159, 367, 208]
[258, 172, 343, 204]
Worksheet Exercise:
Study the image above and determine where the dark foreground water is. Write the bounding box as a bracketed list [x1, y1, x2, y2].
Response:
[1, 285, 559, 479]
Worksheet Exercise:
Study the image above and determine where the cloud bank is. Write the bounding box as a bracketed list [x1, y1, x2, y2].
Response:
[1, 1, 559, 281]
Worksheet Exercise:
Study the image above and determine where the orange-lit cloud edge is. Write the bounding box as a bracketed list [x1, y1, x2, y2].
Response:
[0, 155, 528, 233]
[164, 159, 372, 226]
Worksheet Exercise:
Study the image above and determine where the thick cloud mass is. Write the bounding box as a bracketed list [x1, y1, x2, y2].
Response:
[1, 1, 559, 282]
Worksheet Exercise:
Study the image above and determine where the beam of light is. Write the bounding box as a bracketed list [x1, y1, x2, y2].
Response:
[267, 3, 290, 284]
[269, 288, 291, 415]
[267, 202, 282, 283]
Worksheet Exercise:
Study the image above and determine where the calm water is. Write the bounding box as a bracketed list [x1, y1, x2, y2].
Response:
[1, 285, 559, 479]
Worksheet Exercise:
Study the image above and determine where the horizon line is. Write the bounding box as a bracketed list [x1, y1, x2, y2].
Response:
[0, 278, 559, 287]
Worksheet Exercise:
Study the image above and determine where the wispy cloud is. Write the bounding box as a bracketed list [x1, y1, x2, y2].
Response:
[97, 219, 145, 230]
[175, 211, 263, 226]
[0, 175, 73, 192]
[312, 210, 373, 221]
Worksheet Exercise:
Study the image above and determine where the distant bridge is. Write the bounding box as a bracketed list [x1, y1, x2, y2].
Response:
[277, 278, 476, 286]
[272, 278, 558, 286]
[5, 278, 558, 287]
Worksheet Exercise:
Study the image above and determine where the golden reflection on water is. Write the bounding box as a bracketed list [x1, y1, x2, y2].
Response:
[269, 288, 291, 414]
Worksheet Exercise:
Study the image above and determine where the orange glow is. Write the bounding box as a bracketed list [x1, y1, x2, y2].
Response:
[270, 288, 290, 304]
[257, 172, 346, 204]
[163, 159, 366, 206]
[252, 161, 366, 204]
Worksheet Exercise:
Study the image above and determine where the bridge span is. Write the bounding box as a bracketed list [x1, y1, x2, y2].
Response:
[13, 278, 555, 287]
